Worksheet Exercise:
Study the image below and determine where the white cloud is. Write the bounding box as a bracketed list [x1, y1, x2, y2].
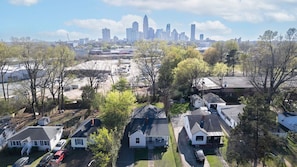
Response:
[65, 15, 158, 38]
[102, 0, 297, 22]
[192, 21, 232, 35]
[39, 29, 89, 41]
[9, 0, 39, 6]
[265, 12, 295, 22]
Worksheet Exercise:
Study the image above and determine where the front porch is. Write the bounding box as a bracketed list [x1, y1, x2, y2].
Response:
[146, 137, 168, 149]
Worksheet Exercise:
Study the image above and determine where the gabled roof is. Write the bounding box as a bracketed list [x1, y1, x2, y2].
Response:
[8, 126, 63, 141]
[71, 118, 101, 138]
[203, 93, 226, 104]
[186, 114, 223, 136]
[208, 77, 254, 89]
[220, 105, 245, 123]
[129, 118, 169, 137]
[132, 104, 166, 119]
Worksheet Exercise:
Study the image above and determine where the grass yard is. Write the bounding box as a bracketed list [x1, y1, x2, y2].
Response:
[207, 155, 223, 167]
[0, 149, 45, 167]
[169, 103, 189, 116]
[134, 149, 148, 167]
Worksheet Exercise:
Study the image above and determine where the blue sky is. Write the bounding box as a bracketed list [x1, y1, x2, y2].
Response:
[1, 0, 297, 41]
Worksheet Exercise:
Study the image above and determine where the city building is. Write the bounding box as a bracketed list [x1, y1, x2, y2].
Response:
[200, 34, 204, 41]
[102, 28, 110, 42]
[191, 24, 196, 41]
[166, 24, 171, 40]
[143, 15, 148, 40]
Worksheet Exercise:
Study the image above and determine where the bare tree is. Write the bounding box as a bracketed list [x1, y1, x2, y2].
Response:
[0, 42, 11, 101]
[134, 41, 164, 102]
[248, 28, 297, 102]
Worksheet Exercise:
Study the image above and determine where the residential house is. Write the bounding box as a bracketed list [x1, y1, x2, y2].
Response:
[7, 126, 63, 153]
[203, 93, 226, 111]
[217, 105, 245, 129]
[184, 114, 224, 147]
[278, 112, 297, 132]
[128, 104, 169, 149]
[71, 118, 101, 149]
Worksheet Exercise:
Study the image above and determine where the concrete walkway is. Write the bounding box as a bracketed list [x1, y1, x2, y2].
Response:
[148, 149, 154, 167]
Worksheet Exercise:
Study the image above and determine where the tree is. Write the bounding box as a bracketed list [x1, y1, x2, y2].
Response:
[248, 28, 297, 102]
[52, 45, 75, 111]
[173, 58, 209, 97]
[101, 90, 136, 130]
[158, 45, 184, 115]
[0, 42, 11, 101]
[81, 85, 96, 109]
[212, 62, 228, 79]
[111, 77, 130, 92]
[203, 47, 220, 66]
[227, 95, 278, 167]
[134, 41, 165, 102]
[89, 127, 113, 167]
[212, 41, 227, 62]
[14, 39, 48, 119]
[225, 49, 238, 76]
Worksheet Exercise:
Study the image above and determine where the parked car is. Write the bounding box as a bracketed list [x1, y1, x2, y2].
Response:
[194, 149, 205, 163]
[53, 139, 67, 152]
[13, 157, 29, 167]
[38, 153, 53, 167]
[51, 150, 65, 164]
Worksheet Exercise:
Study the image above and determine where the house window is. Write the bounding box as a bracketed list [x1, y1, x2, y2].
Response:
[40, 141, 44, 146]
[196, 136, 204, 141]
[136, 138, 140, 144]
[34, 141, 38, 146]
[44, 141, 49, 145]
[75, 139, 84, 145]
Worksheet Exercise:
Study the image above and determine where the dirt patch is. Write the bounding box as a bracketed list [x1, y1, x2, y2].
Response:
[60, 149, 93, 167]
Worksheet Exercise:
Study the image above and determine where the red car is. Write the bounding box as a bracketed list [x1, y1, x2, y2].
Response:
[51, 150, 65, 164]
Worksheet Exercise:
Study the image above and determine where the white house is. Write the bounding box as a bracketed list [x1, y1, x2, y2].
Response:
[129, 118, 169, 149]
[7, 126, 63, 153]
[217, 105, 245, 129]
[184, 114, 224, 147]
[202, 93, 226, 111]
[71, 118, 101, 149]
[278, 112, 297, 132]
[128, 104, 169, 149]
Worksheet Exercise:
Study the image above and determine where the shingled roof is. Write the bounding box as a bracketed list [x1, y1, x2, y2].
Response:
[8, 126, 63, 141]
[129, 118, 169, 137]
[186, 114, 223, 136]
[71, 118, 101, 138]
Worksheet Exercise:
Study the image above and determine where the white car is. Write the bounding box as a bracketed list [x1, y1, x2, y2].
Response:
[53, 139, 67, 152]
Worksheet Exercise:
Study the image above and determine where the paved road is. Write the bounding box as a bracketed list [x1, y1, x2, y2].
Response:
[171, 112, 210, 167]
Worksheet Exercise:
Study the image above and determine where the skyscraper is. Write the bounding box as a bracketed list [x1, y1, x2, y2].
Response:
[102, 28, 110, 42]
[132, 21, 139, 42]
[190, 24, 196, 42]
[143, 15, 148, 39]
[200, 34, 204, 41]
[166, 24, 171, 40]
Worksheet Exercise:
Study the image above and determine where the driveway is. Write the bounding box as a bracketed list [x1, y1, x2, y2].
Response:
[116, 125, 134, 167]
[171, 113, 210, 167]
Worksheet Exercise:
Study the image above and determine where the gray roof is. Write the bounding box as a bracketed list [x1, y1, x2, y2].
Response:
[132, 104, 166, 119]
[208, 77, 254, 88]
[71, 118, 101, 138]
[129, 118, 169, 137]
[203, 93, 226, 103]
[186, 114, 222, 135]
[220, 105, 245, 123]
[8, 126, 63, 141]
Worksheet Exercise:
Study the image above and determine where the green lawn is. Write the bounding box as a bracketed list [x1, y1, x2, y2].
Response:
[134, 149, 148, 167]
[0, 149, 45, 167]
[169, 103, 189, 116]
[207, 155, 223, 167]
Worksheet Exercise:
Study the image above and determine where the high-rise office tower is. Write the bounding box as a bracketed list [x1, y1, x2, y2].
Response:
[143, 15, 148, 39]
[132, 21, 139, 42]
[148, 27, 155, 40]
[126, 28, 133, 42]
[102, 28, 110, 42]
[200, 34, 204, 41]
[166, 24, 171, 40]
[190, 24, 196, 42]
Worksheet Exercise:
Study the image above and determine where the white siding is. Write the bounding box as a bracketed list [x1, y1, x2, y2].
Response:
[184, 116, 192, 140]
[71, 137, 88, 148]
[129, 130, 146, 148]
[191, 131, 207, 145]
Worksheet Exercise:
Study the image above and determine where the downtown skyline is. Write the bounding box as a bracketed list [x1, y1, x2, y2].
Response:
[1, 0, 297, 42]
